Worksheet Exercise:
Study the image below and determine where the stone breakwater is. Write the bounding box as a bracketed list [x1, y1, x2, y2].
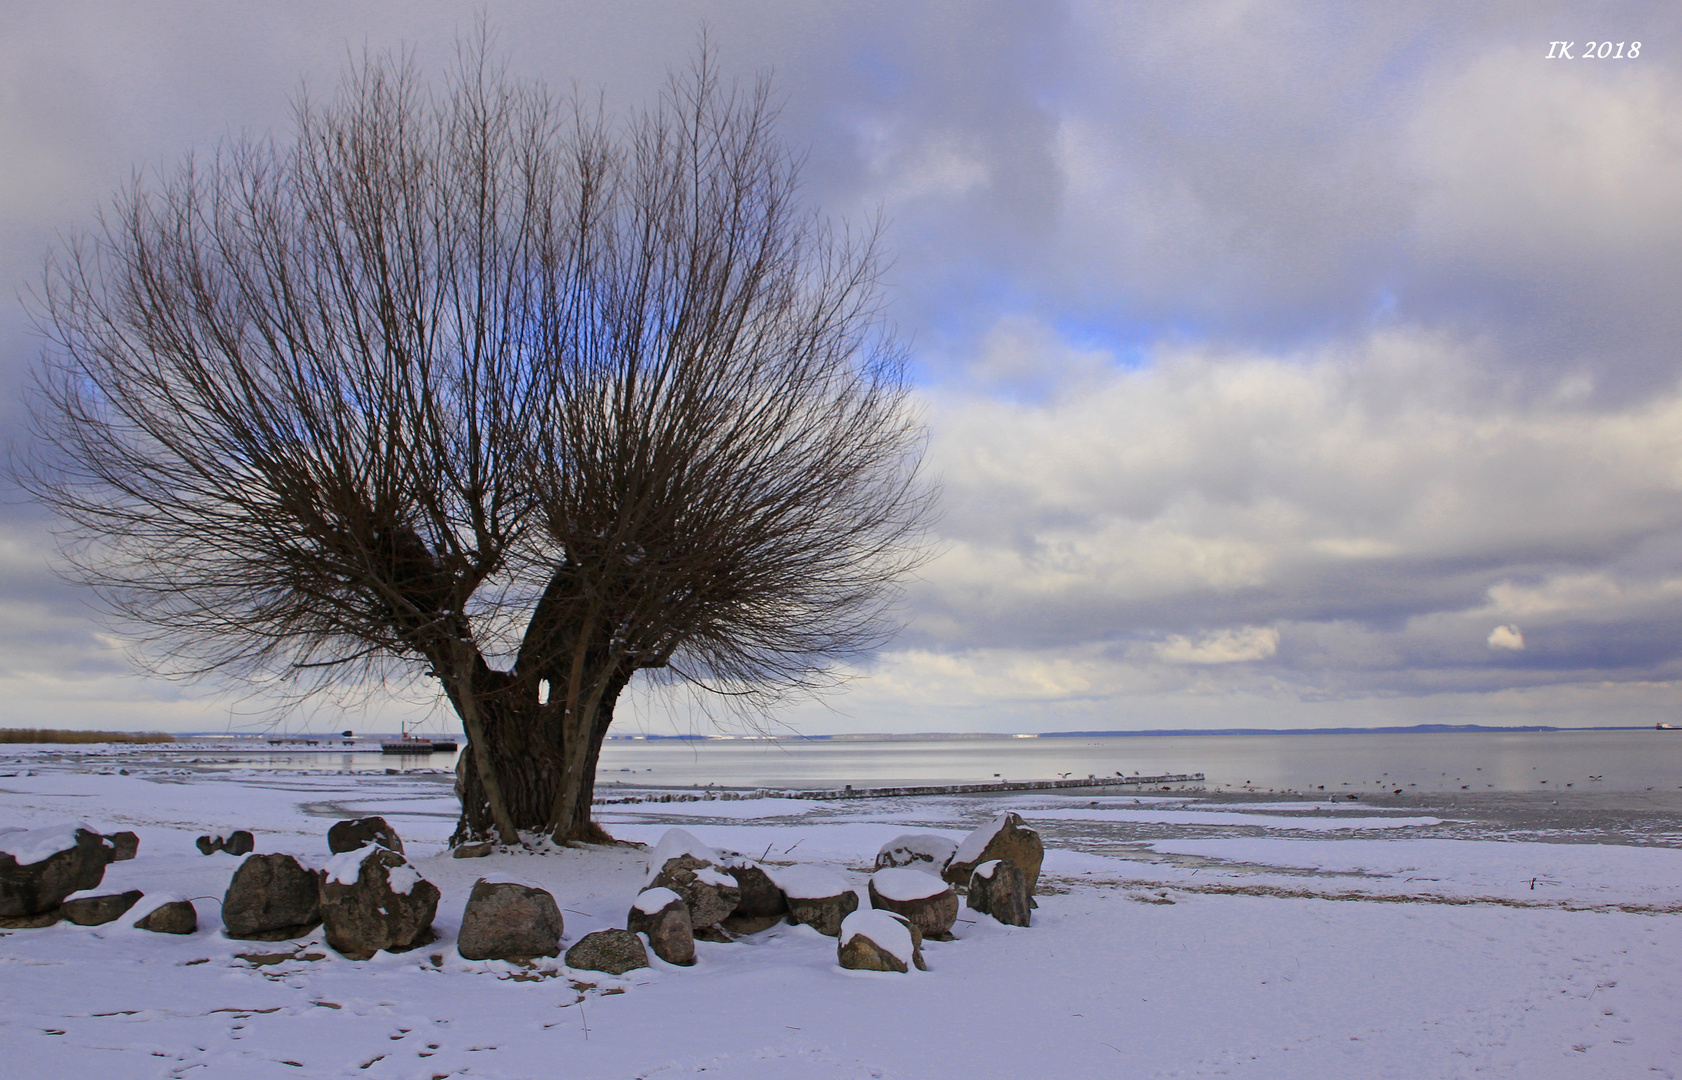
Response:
[593, 773, 1205, 805]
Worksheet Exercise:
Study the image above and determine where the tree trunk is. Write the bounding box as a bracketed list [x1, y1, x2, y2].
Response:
[447, 661, 633, 846]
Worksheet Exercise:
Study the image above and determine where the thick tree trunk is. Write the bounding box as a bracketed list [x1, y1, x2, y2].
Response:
[446, 660, 633, 846]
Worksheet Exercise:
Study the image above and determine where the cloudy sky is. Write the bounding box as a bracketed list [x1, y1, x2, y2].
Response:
[4, 2, 1681, 735]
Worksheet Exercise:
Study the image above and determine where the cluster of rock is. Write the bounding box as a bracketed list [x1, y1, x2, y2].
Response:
[0, 823, 177, 932]
[611, 814, 1044, 977]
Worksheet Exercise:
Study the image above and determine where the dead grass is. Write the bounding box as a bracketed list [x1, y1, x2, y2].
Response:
[0, 728, 175, 744]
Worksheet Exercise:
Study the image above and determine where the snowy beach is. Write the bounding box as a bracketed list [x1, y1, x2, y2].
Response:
[2, 750, 1680, 1079]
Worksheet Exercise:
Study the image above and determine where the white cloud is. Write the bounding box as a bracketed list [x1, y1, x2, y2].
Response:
[1487, 625, 1525, 651]
[1156, 627, 1280, 665]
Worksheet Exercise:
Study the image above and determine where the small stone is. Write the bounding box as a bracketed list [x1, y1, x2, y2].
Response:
[0, 911, 62, 929]
[108, 832, 139, 861]
[565, 929, 650, 975]
[452, 842, 495, 859]
[318, 847, 439, 960]
[837, 909, 925, 973]
[221, 853, 322, 941]
[457, 879, 564, 961]
[134, 899, 198, 935]
[627, 888, 695, 966]
[327, 817, 404, 856]
[222, 830, 255, 856]
[195, 835, 219, 856]
[967, 858, 1032, 926]
[63, 889, 144, 926]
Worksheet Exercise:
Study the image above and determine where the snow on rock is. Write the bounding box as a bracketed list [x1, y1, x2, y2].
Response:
[0, 822, 96, 866]
[874, 833, 958, 875]
[772, 864, 849, 900]
[647, 828, 720, 872]
[944, 811, 1043, 894]
[634, 886, 683, 915]
[322, 846, 377, 886]
[838, 909, 924, 973]
[869, 866, 952, 902]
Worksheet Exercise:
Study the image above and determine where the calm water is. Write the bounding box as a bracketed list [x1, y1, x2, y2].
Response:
[29, 729, 1681, 797]
[589, 730, 1682, 795]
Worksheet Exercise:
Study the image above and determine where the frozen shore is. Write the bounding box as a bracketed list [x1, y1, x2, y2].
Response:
[1, 752, 1679, 1079]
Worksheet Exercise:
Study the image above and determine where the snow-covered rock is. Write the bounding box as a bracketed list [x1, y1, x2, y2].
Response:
[869, 867, 958, 940]
[874, 833, 958, 875]
[649, 854, 740, 932]
[775, 866, 860, 937]
[720, 863, 788, 935]
[565, 928, 649, 975]
[966, 858, 1032, 926]
[318, 846, 439, 960]
[132, 897, 197, 935]
[646, 828, 721, 871]
[944, 812, 1043, 897]
[327, 816, 404, 856]
[196, 830, 254, 856]
[628, 887, 695, 966]
[62, 888, 143, 926]
[838, 909, 925, 973]
[0, 823, 113, 920]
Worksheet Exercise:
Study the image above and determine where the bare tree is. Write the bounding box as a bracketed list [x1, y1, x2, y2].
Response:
[19, 37, 930, 844]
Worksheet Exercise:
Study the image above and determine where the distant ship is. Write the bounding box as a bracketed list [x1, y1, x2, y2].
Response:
[1659, 722, 1677, 731]
[380, 728, 460, 754]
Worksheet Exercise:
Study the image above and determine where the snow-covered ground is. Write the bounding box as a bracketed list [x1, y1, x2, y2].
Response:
[2, 755, 1679, 1079]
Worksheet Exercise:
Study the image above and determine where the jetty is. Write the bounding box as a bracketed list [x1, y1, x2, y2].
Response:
[594, 772, 1205, 805]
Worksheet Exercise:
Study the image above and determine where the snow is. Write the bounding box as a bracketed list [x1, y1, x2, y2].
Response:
[692, 865, 735, 888]
[634, 885, 682, 913]
[874, 831, 958, 873]
[950, 811, 1021, 866]
[0, 821, 98, 865]
[647, 827, 721, 870]
[870, 866, 952, 901]
[771, 863, 851, 900]
[320, 846, 375, 886]
[972, 858, 1000, 880]
[2, 755, 1681, 1078]
[385, 863, 421, 896]
[839, 908, 916, 964]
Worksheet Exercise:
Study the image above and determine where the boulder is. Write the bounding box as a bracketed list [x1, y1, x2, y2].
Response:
[456, 878, 564, 961]
[452, 842, 495, 859]
[967, 858, 1032, 926]
[776, 866, 860, 937]
[327, 816, 404, 856]
[63, 889, 144, 926]
[0, 910, 61, 929]
[874, 833, 958, 875]
[565, 929, 650, 975]
[196, 830, 255, 856]
[868, 867, 958, 940]
[719, 862, 788, 935]
[627, 887, 695, 966]
[318, 846, 439, 960]
[648, 854, 740, 931]
[837, 909, 925, 973]
[221, 853, 322, 941]
[108, 832, 140, 861]
[943, 812, 1043, 898]
[134, 899, 198, 935]
[0, 824, 114, 918]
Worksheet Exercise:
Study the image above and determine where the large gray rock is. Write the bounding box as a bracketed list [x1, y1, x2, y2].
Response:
[776, 866, 859, 938]
[134, 899, 198, 935]
[221, 853, 322, 941]
[943, 812, 1043, 898]
[0, 825, 113, 918]
[457, 879, 564, 961]
[565, 929, 650, 975]
[63, 889, 144, 926]
[720, 863, 788, 935]
[648, 854, 740, 931]
[627, 887, 695, 966]
[318, 847, 439, 960]
[967, 858, 1032, 926]
[327, 817, 404, 856]
[868, 868, 958, 940]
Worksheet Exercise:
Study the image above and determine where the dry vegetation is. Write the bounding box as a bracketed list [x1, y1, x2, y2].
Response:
[0, 729, 175, 744]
